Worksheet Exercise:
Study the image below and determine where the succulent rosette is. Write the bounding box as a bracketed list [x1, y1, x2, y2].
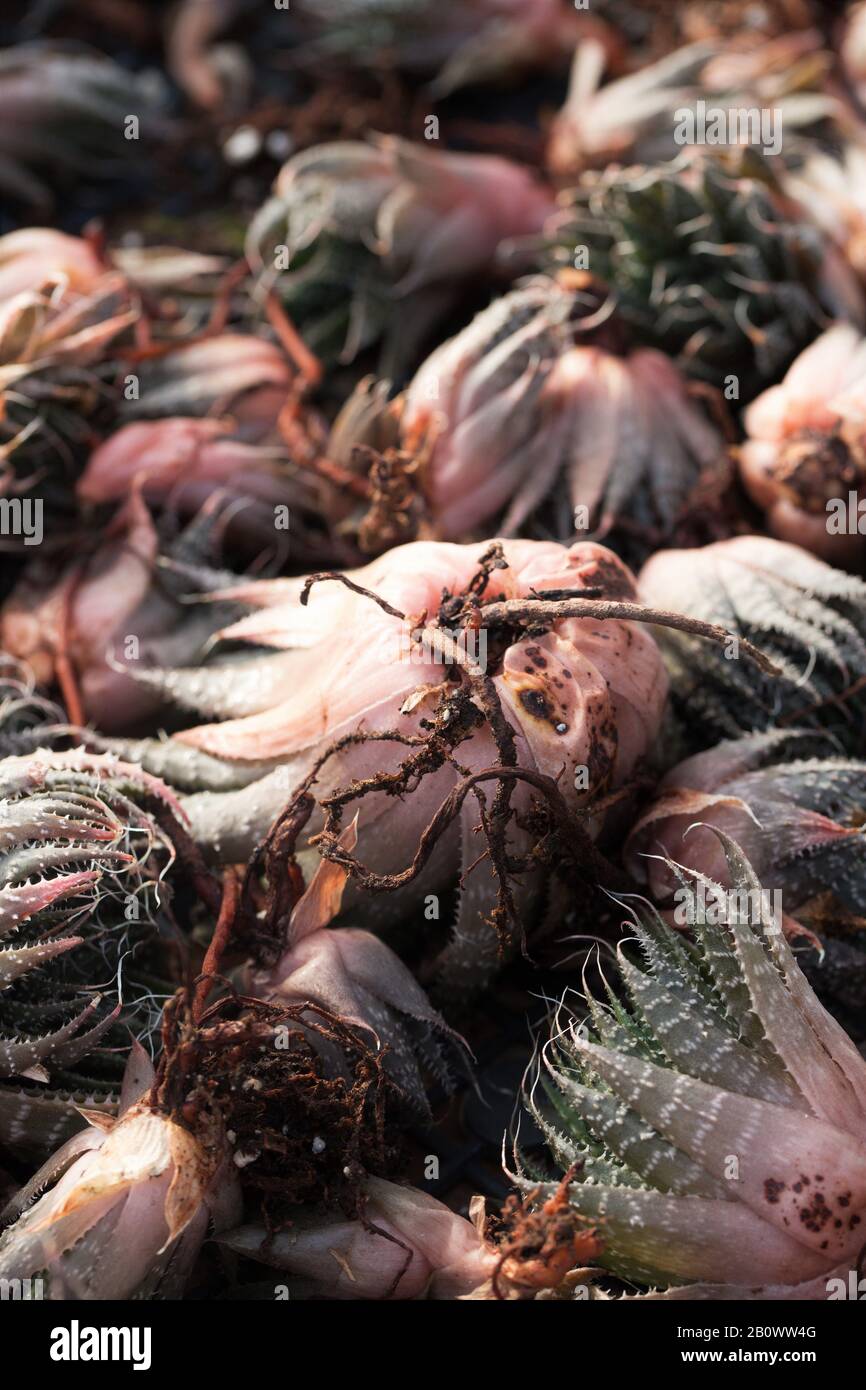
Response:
[0, 229, 137, 538]
[246, 923, 469, 1118]
[0, 1040, 241, 1300]
[547, 29, 840, 176]
[0, 745, 186, 1162]
[167, 0, 601, 108]
[247, 137, 554, 370]
[0, 233, 301, 549]
[739, 323, 866, 566]
[92, 537, 670, 991]
[116, 335, 295, 440]
[624, 728, 866, 918]
[524, 836, 866, 1298]
[76, 416, 331, 560]
[0, 43, 169, 210]
[547, 37, 717, 176]
[784, 144, 866, 285]
[638, 535, 866, 753]
[0, 490, 247, 731]
[543, 151, 865, 395]
[0, 654, 66, 759]
[393, 276, 727, 548]
[622, 726, 866, 1026]
[301, 0, 599, 91]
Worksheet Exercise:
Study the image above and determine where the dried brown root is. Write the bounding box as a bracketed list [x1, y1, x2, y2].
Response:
[152, 987, 404, 1227]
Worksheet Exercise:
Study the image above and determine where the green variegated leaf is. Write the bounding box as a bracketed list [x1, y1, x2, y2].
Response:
[533, 841, 866, 1297]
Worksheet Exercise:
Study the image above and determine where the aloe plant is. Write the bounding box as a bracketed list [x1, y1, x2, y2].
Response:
[247, 137, 553, 370]
[396, 276, 726, 546]
[0, 43, 169, 210]
[639, 535, 866, 754]
[0, 229, 135, 540]
[0, 748, 184, 1161]
[544, 152, 863, 394]
[84, 537, 671, 994]
[526, 834, 866, 1298]
[739, 323, 866, 567]
[0, 1039, 241, 1301]
[625, 729, 866, 914]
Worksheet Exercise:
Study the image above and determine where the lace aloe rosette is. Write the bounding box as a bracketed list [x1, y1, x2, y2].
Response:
[0, 655, 67, 759]
[523, 836, 866, 1299]
[0, 43, 169, 211]
[784, 142, 866, 287]
[0, 1034, 243, 1301]
[167, 0, 598, 106]
[79, 536, 678, 995]
[0, 747, 186, 1162]
[624, 729, 866, 926]
[0, 486, 266, 733]
[638, 535, 866, 755]
[0, 229, 137, 541]
[739, 323, 866, 567]
[246, 137, 554, 372]
[622, 727, 866, 1025]
[77, 416, 326, 559]
[390, 275, 728, 553]
[542, 151, 864, 396]
[288, 0, 600, 93]
[546, 28, 842, 177]
[82, 533, 782, 1002]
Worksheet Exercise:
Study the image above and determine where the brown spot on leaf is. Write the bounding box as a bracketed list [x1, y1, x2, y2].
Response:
[519, 688, 554, 722]
[798, 1191, 831, 1234]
